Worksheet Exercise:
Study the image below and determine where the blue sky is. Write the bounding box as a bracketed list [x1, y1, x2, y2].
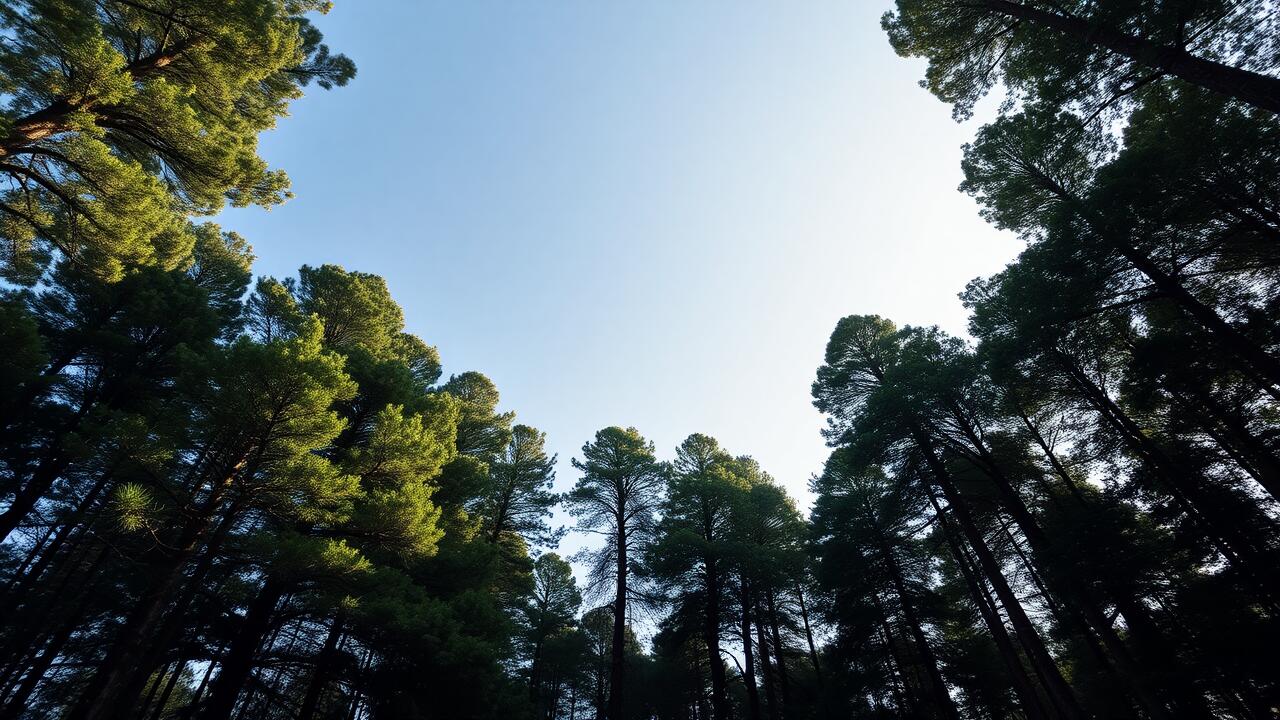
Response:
[222, 1, 1017, 529]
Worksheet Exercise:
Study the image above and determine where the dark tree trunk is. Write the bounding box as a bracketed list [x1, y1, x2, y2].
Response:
[177, 637, 227, 720]
[874, 611, 916, 716]
[608, 521, 627, 720]
[1174, 387, 1280, 501]
[740, 580, 761, 720]
[198, 577, 287, 720]
[1055, 351, 1279, 590]
[0, 451, 75, 542]
[981, 0, 1280, 115]
[297, 610, 348, 720]
[945, 419, 1181, 719]
[1029, 173, 1280, 401]
[65, 470, 239, 720]
[927, 492, 1050, 720]
[794, 585, 822, 683]
[149, 659, 187, 720]
[910, 426, 1085, 720]
[754, 602, 780, 720]
[880, 541, 958, 720]
[704, 555, 729, 720]
[765, 590, 791, 711]
[0, 573, 103, 720]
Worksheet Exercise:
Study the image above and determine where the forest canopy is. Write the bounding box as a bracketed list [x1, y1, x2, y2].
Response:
[2, 1, 1279, 719]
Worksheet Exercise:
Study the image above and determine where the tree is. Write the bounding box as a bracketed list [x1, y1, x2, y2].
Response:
[810, 458, 961, 720]
[0, 0, 354, 282]
[485, 425, 562, 548]
[885, 0, 1280, 119]
[647, 433, 740, 720]
[566, 427, 664, 720]
[725, 459, 805, 720]
[524, 553, 582, 715]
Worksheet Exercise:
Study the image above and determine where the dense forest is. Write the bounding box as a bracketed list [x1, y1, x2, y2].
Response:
[1, 1, 1278, 719]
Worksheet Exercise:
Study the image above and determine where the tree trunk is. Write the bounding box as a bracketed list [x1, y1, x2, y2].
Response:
[704, 556, 729, 720]
[754, 602, 780, 720]
[740, 580, 761, 720]
[608, 521, 627, 720]
[0, 568, 105, 720]
[65, 469, 239, 720]
[198, 577, 287, 720]
[946, 422, 1179, 719]
[981, 0, 1280, 115]
[874, 610, 916, 716]
[149, 659, 187, 720]
[910, 426, 1085, 720]
[880, 540, 959, 720]
[177, 637, 228, 720]
[1030, 173, 1280, 401]
[1174, 387, 1280, 501]
[297, 610, 348, 720]
[927, 492, 1050, 720]
[0, 450, 75, 542]
[1054, 350, 1280, 593]
[765, 590, 791, 712]
[794, 585, 822, 683]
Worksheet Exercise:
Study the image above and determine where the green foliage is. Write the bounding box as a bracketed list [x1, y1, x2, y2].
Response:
[884, 0, 1278, 120]
[0, 0, 354, 281]
[484, 424, 561, 547]
[109, 482, 155, 532]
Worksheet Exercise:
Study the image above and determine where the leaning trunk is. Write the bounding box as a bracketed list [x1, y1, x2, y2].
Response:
[198, 577, 287, 720]
[910, 426, 1085, 720]
[297, 610, 348, 720]
[981, 0, 1280, 115]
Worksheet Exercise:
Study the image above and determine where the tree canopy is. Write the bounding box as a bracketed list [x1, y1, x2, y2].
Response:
[2, 2, 1280, 719]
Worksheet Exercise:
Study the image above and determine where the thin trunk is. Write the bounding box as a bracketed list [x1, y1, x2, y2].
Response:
[65, 466, 240, 720]
[952, 419, 1179, 720]
[1056, 351, 1278, 587]
[765, 590, 791, 711]
[754, 602, 779, 720]
[199, 577, 287, 720]
[0, 570, 105, 720]
[1032, 172, 1280, 400]
[0, 534, 108, 685]
[608, 519, 627, 720]
[530, 634, 545, 699]
[910, 426, 1085, 720]
[927, 491, 1050, 720]
[297, 610, 348, 720]
[1, 459, 113, 606]
[875, 611, 915, 717]
[1175, 387, 1280, 501]
[138, 662, 171, 719]
[149, 659, 186, 720]
[178, 637, 227, 720]
[704, 556, 729, 720]
[880, 541, 958, 720]
[0, 451, 75, 542]
[794, 585, 822, 682]
[740, 580, 761, 720]
[1017, 412, 1087, 505]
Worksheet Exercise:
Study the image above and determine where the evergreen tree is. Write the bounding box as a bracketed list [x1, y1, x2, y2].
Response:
[0, 0, 354, 282]
[566, 427, 664, 720]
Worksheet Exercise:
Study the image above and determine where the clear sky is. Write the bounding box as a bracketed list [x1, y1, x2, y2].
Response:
[221, 1, 1018, 533]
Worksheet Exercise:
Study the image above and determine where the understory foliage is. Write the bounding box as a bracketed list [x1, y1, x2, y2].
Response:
[4, 2, 1280, 720]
